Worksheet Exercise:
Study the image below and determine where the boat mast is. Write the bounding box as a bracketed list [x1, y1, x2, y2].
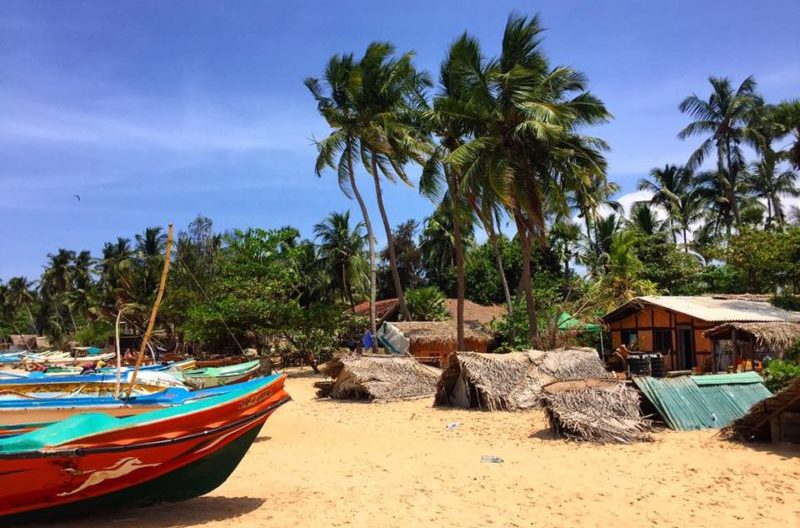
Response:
[124, 223, 174, 400]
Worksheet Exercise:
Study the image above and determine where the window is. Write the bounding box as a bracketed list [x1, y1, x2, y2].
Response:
[653, 329, 672, 352]
[621, 330, 638, 347]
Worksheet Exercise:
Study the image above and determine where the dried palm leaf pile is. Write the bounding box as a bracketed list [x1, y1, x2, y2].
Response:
[434, 348, 610, 411]
[542, 379, 652, 444]
[319, 355, 441, 402]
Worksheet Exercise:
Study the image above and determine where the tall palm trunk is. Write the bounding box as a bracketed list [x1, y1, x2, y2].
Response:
[447, 170, 465, 351]
[683, 227, 689, 253]
[24, 303, 37, 335]
[514, 213, 537, 345]
[347, 155, 377, 351]
[486, 217, 513, 316]
[725, 141, 741, 227]
[371, 159, 411, 321]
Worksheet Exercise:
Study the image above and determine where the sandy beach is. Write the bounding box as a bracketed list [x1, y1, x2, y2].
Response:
[41, 369, 800, 528]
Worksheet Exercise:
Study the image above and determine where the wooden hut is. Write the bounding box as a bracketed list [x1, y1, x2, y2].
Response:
[601, 296, 800, 373]
[704, 322, 800, 367]
[379, 321, 494, 367]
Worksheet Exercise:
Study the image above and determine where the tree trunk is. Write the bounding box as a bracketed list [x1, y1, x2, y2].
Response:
[24, 303, 37, 335]
[515, 213, 537, 345]
[448, 171, 465, 351]
[726, 140, 741, 227]
[371, 159, 411, 321]
[683, 227, 689, 253]
[467, 194, 513, 315]
[347, 154, 377, 351]
[343, 263, 356, 312]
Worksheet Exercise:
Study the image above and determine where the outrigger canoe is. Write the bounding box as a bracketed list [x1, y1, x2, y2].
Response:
[179, 359, 261, 389]
[0, 377, 279, 438]
[0, 373, 289, 523]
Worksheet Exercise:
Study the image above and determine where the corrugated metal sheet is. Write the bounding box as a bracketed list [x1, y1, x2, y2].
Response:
[691, 371, 764, 385]
[633, 375, 772, 431]
[636, 296, 800, 322]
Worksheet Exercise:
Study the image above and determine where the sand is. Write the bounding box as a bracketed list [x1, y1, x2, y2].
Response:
[52, 368, 799, 528]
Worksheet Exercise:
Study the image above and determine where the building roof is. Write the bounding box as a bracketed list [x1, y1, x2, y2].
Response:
[354, 298, 506, 326]
[389, 321, 493, 345]
[723, 376, 800, 441]
[703, 322, 800, 353]
[602, 295, 800, 324]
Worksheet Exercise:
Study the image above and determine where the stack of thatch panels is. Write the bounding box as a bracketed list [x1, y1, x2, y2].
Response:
[542, 379, 652, 444]
[320, 355, 441, 402]
[434, 347, 610, 411]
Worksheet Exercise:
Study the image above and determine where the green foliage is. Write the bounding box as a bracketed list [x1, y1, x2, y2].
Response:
[73, 320, 115, 347]
[725, 228, 800, 293]
[763, 359, 800, 392]
[771, 294, 800, 312]
[405, 286, 449, 321]
[633, 232, 705, 294]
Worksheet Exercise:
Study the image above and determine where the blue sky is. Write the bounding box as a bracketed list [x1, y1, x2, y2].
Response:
[1, 0, 799, 279]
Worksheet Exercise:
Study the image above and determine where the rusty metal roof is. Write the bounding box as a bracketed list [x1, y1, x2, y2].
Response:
[602, 296, 800, 324]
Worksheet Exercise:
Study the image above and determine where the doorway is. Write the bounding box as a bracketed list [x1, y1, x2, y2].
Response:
[676, 325, 694, 369]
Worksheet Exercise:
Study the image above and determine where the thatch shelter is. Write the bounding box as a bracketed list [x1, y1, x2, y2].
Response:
[542, 379, 652, 444]
[434, 348, 610, 411]
[320, 355, 441, 402]
[723, 376, 800, 442]
[704, 322, 800, 361]
[379, 321, 495, 367]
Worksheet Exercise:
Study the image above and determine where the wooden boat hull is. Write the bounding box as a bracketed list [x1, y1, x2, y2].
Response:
[0, 375, 289, 522]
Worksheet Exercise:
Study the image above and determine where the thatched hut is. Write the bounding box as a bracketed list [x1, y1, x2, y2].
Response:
[723, 376, 800, 443]
[434, 348, 610, 411]
[320, 355, 441, 402]
[704, 322, 800, 362]
[379, 321, 494, 367]
[542, 379, 652, 444]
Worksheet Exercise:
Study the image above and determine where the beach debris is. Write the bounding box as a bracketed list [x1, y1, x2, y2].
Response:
[445, 422, 460, 430]
[542, 379, 652, 444]
[480, 455, 504, 464]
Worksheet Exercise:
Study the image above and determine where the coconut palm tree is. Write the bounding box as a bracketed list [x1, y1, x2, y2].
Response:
[6, 276, 38, 334]
[420, 33, 487, 348]
[306, 52, 380, 342]
[678, 76, 760, 231]
[40, 249, 77, 329]
[743, 160, 799, 229]
[627, 202, 664, 236]
[772, 99, 800, 171]
[355, 42, 431, 322]
[569, 170, 621, 269]
[313, 211, 367, 310]
[450, 14, 610, 344]
[638, 165, 692, 242]
[673, 188, 704, 252]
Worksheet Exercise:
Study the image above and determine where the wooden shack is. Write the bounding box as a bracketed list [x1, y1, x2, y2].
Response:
[601, 296, 800, 373]
[378, 321, 494, 367]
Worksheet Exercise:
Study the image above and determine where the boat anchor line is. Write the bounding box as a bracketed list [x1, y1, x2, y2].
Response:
[57, 457, 161, 497]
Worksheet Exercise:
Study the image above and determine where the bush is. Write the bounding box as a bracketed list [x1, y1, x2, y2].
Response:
[771, 295, 800, 312]
[405, 286, 449, 321]
[73, 320, 115, 347]
[763, 359, 800, 392]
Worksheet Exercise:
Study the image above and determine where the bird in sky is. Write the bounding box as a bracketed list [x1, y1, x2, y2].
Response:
[74, 194, 81, 201]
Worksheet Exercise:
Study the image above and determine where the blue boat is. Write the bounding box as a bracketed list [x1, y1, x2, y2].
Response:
[0, 376, 277, 438]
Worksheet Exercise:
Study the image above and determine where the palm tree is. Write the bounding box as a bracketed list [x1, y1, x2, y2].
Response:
[355, 42, 430, 322]
[743, 160, 799, 229]
[569, 170, 621, 269]
[307, 53, 380, 342]
[40, 248, 77, 329]
[6, 276, 37, 333]
[638, 165, 692, 242]
[678, 76, 760, 231]
[450, 14, 611, 344]
[549, 220, 582, 281]
[420, 33, 487, 347]
[418, 203, 475, 291]
[313, 211, 367, 310]
[772, 99, 800, 171]
[673, 188, 704, 252]
[627, 202, 664, 236]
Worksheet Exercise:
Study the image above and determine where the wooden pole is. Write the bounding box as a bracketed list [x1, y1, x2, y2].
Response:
[113, 306, 128, 398]
[124, 224, 174, 400]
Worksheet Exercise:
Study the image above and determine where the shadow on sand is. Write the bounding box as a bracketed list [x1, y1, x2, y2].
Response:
[28, 496, 266, 528]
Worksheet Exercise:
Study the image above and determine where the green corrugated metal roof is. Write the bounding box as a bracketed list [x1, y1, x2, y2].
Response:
[691, 371, 764, 386]
[633, 375, 772, 431]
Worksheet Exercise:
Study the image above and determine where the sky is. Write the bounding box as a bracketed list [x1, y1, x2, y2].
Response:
[1, 0, 799, 279]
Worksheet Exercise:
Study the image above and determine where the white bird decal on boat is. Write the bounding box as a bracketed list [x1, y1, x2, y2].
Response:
[58, 457, 160, 496]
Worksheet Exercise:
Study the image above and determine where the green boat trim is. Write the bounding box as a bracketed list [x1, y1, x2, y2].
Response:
[182, 360, 260, 380]
[0, 374, 282, 455]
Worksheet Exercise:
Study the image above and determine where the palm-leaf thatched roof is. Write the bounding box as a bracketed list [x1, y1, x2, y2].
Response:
[321, 355, 441, 402]
[703, 322, 800, 353]
[434, 348, 610, 411]
[542, 380, 652, 444]
[722, 376, 800, 441]
[390, 321, 493, 346]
